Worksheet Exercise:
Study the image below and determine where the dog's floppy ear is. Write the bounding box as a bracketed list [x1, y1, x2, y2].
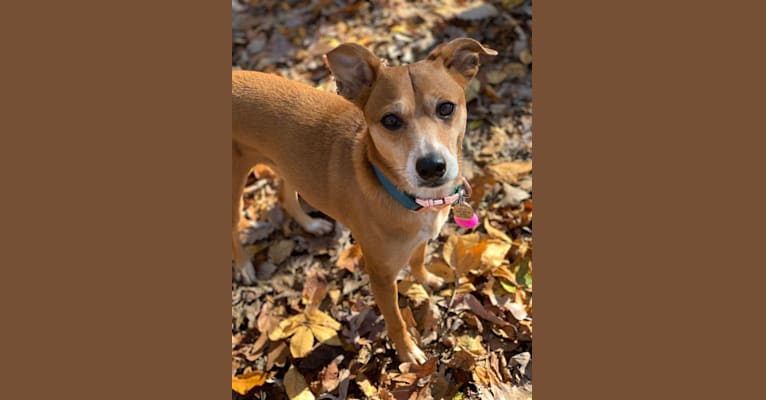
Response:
[427, 38, 498, 87]
[324, 43, 381, 104]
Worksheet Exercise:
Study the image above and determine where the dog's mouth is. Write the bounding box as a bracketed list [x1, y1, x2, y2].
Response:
[418, 178, 450, 188]
[408, 177, 460, 199]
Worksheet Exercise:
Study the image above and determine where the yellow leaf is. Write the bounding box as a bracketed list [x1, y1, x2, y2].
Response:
[398, 280, 429, 305]
[426, 259, 455, 283]
[456, 281, 476, 294]
[290, 325, 314, 358]
[492, 264, 516, 283]
[356, 374, 378, 398]
[457, 335, 487, 357]
[284, 365, 315, 400]
[483, 218, 512, 243]
[269, 314, 305, 341]
[231, 370, 274, 395]
[306, 309, 341, 331]
[310, 324, 343, 346]
[443, 233, 487, 275]
[481, 240, 511, 269]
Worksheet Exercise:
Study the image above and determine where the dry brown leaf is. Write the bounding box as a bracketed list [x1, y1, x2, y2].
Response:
[290, 325, 314, 358]
[285, 365, 315, 400]
[256, 302, 277, 334]
[402, 356, 438, 378]
[232, 370, 275, 395]
[487, 161, 533, 185]
[268, 239, 295, 264]
[266, 341, 288, 370]
[464, 293, 509, 326]
[450, 349, 477, 370]
[302, 267, 328, 309]
[318, 361, 340, 393]
[506, 302, 529, 321]
[484, 219, 512, 243]
[336, 243, 362, 272]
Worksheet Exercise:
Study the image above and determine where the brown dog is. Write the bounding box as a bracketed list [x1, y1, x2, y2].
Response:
[232, 38, 496, 363]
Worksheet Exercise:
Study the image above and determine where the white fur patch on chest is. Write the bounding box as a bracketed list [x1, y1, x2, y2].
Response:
[416, 208, 451, 242]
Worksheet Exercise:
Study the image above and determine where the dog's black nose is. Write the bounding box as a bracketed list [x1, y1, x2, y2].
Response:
[416, 153, 447, 183]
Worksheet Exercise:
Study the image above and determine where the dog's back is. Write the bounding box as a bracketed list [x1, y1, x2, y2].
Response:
[232, 71, 363, 154]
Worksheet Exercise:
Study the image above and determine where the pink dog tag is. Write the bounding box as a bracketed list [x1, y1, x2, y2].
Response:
[453, 213, 479, 229]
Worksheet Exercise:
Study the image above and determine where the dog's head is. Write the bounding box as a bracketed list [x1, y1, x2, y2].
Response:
[325, 38, 497, 198]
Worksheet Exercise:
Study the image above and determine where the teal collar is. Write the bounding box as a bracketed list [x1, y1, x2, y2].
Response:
[371, 163, 463, 212]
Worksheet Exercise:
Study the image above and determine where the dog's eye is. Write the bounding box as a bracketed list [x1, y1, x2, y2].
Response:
[380, 114, 403, 130]
[437, 102, 455, 118]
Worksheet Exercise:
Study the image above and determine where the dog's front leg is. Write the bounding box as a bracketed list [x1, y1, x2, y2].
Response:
[365, 253, 428, 364]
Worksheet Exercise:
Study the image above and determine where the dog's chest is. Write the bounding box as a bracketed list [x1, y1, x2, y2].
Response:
[416, 208, 451, 242]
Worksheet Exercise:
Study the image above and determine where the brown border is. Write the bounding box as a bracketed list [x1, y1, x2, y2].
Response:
[536, 1, 765, 398]
[2, 1, 230, 398]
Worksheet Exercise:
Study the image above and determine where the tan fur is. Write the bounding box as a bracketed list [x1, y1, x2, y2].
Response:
[232, 38, 496, 363]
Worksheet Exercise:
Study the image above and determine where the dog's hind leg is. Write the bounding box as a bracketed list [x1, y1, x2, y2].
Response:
[409, 240, 444, 288]
[232, 143, 256, 284]
[279, 180, 333, 236]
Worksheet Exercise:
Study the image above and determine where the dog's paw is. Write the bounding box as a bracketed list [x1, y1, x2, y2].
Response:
[302, 218, 334, 236]
[412, 269, 445, 289]
[234, 260, 256, 285]
[422, 273, 445, 289]
[396, 339, 428, 365]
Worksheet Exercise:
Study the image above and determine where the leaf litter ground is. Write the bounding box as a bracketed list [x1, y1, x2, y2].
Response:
[232, 1, 533, 399]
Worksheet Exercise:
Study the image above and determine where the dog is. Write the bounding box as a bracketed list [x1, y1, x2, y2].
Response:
[232, 38, 496, 363]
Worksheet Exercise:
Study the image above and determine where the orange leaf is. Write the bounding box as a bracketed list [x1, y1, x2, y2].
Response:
[232, 370, 274, 395]
[336, 243, 362, 272]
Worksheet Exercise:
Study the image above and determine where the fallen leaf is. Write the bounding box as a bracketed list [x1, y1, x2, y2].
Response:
[357, 374, 378, 398]
[336, 243, 362, 272]
[266, 341, 288, 370]
[302, 266, 328, 309]
[285, 365, 315, 400]
[444, 233, 488, 276]
[484, 219, 512, 243]
[306, 309, 341, 331]
[398, 280, 430, 305]
[464, 293, 509, 326]
[426, 259, 455, 283]
[269, 314, 304, 341]
[487, 161, 532, 185]
[310, 324, 343, 346]
[290, 325, 314, 358]
[481, 240, 512, 270]
[318, 361, 340, 393]
[268, 239, 295, 264]
[232, 370, 274, 395]
[457, 335, 487, 357]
